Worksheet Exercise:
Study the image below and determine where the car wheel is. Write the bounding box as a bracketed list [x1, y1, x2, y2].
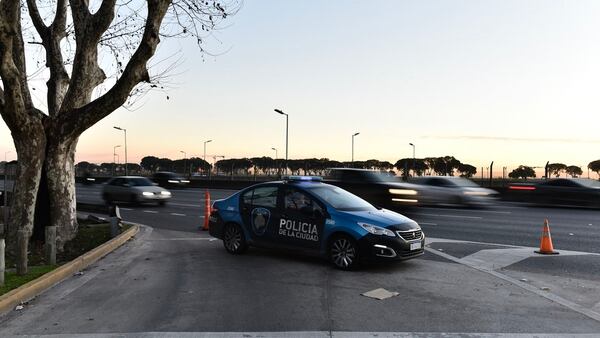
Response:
[329, 234, 360, 270]
[223, 223, 247, 254]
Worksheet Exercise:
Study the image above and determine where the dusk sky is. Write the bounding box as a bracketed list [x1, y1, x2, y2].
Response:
[1, 0, 600, 177]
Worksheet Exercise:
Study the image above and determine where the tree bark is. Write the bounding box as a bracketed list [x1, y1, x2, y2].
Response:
[45, 138, 79, 249]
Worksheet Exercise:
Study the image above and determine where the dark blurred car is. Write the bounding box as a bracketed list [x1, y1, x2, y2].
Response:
[410, 176, 499, 207]
[151, 171, 190, 189]
[103, 176, 172, 206]
[509, 178, 600, 208]
[325, 168, 422, 209]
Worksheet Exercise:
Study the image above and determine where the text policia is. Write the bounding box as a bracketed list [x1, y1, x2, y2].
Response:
[279, 218, 319, 241]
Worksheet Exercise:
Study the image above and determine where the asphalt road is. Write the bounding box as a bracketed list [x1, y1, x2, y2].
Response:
[1, 184, 600, 336]
[76, 184, 600, 254]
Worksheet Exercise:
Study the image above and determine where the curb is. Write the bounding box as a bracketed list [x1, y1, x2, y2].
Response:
[0, 224, 140, 315]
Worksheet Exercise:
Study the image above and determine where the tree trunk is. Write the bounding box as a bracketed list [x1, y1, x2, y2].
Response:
[6, 131, 46, 274]
[45, 137, 79, 249]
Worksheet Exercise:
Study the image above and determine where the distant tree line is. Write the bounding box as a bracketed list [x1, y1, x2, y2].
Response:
[74, 155, 479, 178]
[508, 161, 600, 180]
[73, 156, 600, 180]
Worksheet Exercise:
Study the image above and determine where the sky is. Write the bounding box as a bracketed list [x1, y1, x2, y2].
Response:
[1, 0, 600, 178]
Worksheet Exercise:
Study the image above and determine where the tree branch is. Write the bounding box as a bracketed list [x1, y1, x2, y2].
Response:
[25, 0, 48, 38]
[59, 0, 172, 138]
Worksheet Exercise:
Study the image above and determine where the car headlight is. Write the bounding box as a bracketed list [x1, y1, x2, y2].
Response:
[161, 191, 171, 196]
[168, 180, 179, 183]
[142, 192, 154, 196]
[389, 189, 418, 195]
[463, 191, 489, 196]
[180, 180, 190, 183]
[358, 222, 396, 237]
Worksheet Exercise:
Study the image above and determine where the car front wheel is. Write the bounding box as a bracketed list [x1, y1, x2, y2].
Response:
[223, 223, 247, 254]
[330, 235, 360, 270]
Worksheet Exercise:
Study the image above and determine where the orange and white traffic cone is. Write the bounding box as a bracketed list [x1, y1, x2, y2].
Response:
[202, 189, 211, 231]
[535, 219, 559, 255]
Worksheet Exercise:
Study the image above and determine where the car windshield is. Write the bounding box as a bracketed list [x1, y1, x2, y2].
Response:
[446, 177, 480, 187]
[307, 185, 376, 211]
[129, 178, 155, 186]
[574, 179, 600, 188]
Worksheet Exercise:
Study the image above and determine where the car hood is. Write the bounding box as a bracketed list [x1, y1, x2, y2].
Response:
[337, 208, 419, 230]
[131, 186, 167, 193]
[462, 187, 498, 195]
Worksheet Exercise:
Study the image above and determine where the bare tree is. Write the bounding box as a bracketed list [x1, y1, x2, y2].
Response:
[0, 0, 238, 273]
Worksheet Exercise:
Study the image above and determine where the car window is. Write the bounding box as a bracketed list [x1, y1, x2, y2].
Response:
[308, 185, 376, 211]
[110, 178, 124, 186]
[283, 188, 323, 216]
[251, 186, 278, 208]
[544, 180, 577, 187]
[241, 189, 253, 206]
[129, 178, 155, 186]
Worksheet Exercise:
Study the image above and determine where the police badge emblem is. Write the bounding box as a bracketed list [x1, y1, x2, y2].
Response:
[251, 207, 270, 236]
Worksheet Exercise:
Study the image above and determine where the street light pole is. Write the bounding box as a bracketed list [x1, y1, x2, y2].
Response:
[274, 109, 288, 174]
[351, 132, 360, 165]
[203, 140, 212, 175]
[113, 126, 127, 175]
[271, 147, 278, 177]
[409, 143, 415, 177]
[180, 150, 187, 176]
[113, 145, 121, 176]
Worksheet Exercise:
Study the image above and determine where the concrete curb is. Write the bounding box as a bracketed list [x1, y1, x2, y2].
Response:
[0, 224, 140, 315]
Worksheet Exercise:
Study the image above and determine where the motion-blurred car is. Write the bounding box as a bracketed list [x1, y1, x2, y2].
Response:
[102, 176, 172, 206]
[509, 178, 600, 208]
[325, 168, 422, 209]
[410, 176, 498, 207]
[209, 176, 424, 270]
[151, 171, 190, 188]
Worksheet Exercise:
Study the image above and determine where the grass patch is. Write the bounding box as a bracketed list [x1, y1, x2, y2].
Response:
[0, 265, 56, 296]
[2, 222, 132, 296]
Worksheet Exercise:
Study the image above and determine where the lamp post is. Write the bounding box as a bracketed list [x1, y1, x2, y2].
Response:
[274, 109, 288, 174]
[113, 126, 127, 175]
[180, 150, 187, 176]
[113, 145, 121, 176]
[351, 132, 360, 165]
[272, 147, 278, 176]
[203, 140, 212, 174]
[409, 143, 415, 177]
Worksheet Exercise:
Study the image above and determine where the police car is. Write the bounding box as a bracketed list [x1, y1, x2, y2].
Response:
[208, 176, 425, 270]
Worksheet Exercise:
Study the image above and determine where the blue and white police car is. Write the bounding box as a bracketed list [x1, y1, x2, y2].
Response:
[208, 176, 425, 270]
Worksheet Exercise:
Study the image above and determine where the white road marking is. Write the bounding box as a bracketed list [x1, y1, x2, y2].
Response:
[418, 222, 438, 226]
[169, 202, 205, 208]
[421, 207, 512, 215]
[420, 213, 483, 220]
[170, 213, 186, 216]
[143, 210, 158, 214]
[120, 208, 133, 211]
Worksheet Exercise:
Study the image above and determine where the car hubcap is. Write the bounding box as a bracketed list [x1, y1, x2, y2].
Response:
[331, 238, 356, 268]
[224, 226, 241, 252]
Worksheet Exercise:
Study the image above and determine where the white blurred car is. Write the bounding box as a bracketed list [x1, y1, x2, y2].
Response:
[410, 176, 498, 207]
[102, 176, 172, 206]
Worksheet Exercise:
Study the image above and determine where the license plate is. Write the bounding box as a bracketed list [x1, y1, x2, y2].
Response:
[410, 242, 422, 250]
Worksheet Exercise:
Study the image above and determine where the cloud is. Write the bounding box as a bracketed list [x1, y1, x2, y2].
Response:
[421, 135, 600, 144]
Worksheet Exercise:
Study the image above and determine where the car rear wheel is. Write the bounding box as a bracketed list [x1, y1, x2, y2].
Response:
[330, 235, 359, 270]
[223, 223, 247, 254]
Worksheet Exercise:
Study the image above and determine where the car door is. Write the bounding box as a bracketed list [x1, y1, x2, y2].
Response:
[239, 185, 281, 246]
[277, 186, 327, 254]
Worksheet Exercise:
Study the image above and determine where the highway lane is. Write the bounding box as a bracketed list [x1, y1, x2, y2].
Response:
[75, 184, 600, 254]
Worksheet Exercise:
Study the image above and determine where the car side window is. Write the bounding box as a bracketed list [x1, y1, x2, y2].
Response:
[110, 178, 123, 186]
[284, 188, 323, 217]
[251, 186, 278, 208]
[241, 189, 253, 206]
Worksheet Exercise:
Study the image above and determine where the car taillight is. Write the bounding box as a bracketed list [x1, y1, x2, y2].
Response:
[509, 186, 536, 191]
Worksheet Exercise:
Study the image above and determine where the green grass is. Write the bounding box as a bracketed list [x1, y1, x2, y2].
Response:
[2, 222, 132, 296]
[0, 265, 56, 296]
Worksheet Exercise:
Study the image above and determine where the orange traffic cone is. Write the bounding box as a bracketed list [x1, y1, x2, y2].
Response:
[202, 190, 211, 231]
[535, 219, 559, 255]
